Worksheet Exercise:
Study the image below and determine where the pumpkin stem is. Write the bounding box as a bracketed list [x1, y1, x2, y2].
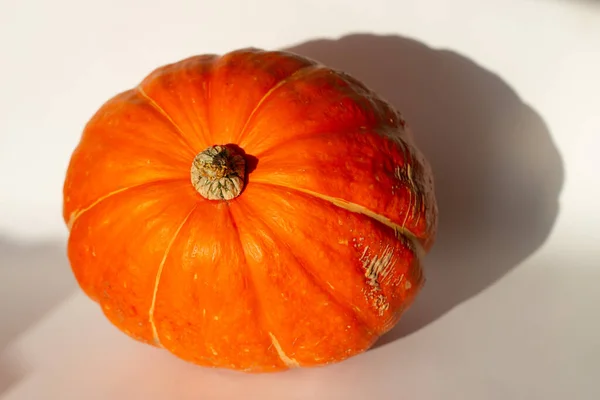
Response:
[191, 145, 246, 200]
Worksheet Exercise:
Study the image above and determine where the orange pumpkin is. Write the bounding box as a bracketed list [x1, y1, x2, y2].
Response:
[63, 48, 438, 372]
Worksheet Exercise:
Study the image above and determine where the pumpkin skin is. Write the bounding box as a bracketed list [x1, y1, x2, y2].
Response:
[63, 48, 438, 372]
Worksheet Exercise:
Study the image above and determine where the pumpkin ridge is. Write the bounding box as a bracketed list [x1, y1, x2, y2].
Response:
[136, 85, 198, 153]
[65, 178, 186, 230]
[267, 332, 300, 368]
[250, 181, 427, 255]
[148, 204, 198, 347]
[203, 56, 215, 147]
[236, 64, 320, 144]
[225, 204, 288, 368]
[142, 54, 218, 149]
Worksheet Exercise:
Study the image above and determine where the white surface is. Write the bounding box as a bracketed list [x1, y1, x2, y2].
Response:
[1, 0, 599, 399]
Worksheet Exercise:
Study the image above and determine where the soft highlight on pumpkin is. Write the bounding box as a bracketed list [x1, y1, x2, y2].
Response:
[63, 48, 438, 372]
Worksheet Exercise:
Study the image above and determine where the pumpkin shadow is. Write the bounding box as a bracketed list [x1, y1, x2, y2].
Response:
[283, 34, 564, 346]
[0, 236, 77, 395]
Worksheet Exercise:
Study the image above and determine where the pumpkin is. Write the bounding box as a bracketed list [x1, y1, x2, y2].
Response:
[63, 48, 438, 372]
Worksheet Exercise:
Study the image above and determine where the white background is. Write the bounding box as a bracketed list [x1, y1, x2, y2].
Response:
[1, 0, 599, 399]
